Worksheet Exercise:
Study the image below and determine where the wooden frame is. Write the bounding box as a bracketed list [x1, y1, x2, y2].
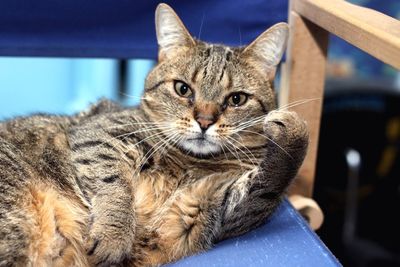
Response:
[282, 0, 400, 198]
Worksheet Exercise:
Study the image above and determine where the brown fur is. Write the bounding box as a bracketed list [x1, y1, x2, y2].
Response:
[0, 4, 308, 267]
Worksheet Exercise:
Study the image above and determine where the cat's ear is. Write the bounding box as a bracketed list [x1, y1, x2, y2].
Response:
[155, 3, 195, 61]
[242, 23, 289, 76]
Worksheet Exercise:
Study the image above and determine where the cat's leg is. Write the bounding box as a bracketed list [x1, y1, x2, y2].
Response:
[85, 176, 135, 266]
[153, 173, 235, 263]
[218, 110, 308, 240]
[70, 128, 138, 265]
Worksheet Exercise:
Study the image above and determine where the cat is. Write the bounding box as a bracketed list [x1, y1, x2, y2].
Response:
[0, 3, 308, 267]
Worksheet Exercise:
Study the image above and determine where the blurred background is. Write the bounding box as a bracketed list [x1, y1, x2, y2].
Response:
[0, 0, 399, 266]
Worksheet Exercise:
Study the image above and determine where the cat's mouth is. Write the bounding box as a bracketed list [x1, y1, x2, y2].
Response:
[180, 135, 220, 156]
[186, 136, 208, 142]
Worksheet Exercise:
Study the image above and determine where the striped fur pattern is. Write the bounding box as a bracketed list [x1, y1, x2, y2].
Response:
[0, 4, 308, 267]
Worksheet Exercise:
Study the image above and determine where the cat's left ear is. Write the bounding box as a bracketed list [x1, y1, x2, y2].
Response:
[242, 23, 289, 77]
[155, 3, 195, 61]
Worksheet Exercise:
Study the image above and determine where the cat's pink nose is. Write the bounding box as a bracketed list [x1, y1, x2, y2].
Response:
[196, 117, 214, 131]
[194, 103, 218, 132]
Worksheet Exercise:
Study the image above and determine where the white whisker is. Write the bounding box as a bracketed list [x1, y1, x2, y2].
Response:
[240, 129, 293, 159]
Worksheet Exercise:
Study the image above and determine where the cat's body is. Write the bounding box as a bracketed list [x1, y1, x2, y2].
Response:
[0, 4, 308, 267]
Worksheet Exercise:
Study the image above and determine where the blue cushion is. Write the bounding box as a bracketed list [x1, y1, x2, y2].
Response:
[168, 200, 341, 267]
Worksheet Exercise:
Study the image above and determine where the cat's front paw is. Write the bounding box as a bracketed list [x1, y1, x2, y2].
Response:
[86, 223, 134, 266]
[263, 110, 309, 160]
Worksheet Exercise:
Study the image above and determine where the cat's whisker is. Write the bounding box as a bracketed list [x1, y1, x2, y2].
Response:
[228, 134, 258, 165]
[218, 141, 229, 161]
[239, 129, 293, 160]
[132, 137, 166, 177]
[159, 133, 182, 157]
[198, 12, 205, 39]
[237, 113, 264, 124]
[221, 141, 241, 164]
[234, 121, 264, 132]
[276, 99, 308, 111]
[133, 132, 179, 176]
[111, 127, 171, 138]
[222, 137, 246, 166]
[225, 136, 257, 167]
[277, 98, 320, 111]
[127, 128, 176, 149]
[76, 119, 169, 131]
[235, 114, 266, 129]
[221, 140, 249, 172]
[103, 127, 174, 151]
[139, 133, 179, 173]
[104, 122, 170, 129]
[120, 92, 152, 101]
[234, 99, 320, 132]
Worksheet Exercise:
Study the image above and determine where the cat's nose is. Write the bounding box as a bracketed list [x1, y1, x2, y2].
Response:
[196, 116, 214, 132]
[194, 103, 218, 132]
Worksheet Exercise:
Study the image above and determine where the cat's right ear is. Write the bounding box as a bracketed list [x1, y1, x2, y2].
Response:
[155, 3, 195, 61]
[242, 23, 289, 78]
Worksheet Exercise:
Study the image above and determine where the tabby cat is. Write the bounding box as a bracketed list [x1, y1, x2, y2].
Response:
[0, 3, 308, 267]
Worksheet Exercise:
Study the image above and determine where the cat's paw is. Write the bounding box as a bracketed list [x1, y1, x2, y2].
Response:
[263, 110, 309, 157]
[86, 223, 134, 266]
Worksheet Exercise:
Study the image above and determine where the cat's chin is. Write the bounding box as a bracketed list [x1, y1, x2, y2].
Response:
[179, 138, 221, 156]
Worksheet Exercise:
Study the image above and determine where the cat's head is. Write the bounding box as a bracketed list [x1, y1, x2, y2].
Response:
[142, 3, 288, 156]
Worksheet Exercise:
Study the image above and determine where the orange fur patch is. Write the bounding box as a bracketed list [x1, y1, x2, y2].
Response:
[24, 182, 88, 267]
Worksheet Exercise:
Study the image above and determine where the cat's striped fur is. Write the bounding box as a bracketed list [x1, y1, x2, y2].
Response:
[0, 4, 308, 267]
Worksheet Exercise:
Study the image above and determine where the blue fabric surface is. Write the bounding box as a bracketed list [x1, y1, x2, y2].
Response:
[168, 200, 341, 267]
[0, 0, 287, 58]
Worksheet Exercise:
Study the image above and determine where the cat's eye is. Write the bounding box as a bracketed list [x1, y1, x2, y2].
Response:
[174, 81, 193, 98]
[227, 93, 248, 107]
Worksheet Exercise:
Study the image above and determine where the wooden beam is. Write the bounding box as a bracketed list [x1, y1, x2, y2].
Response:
[281, 11, 329, 197]
[293, 0, 400, 69]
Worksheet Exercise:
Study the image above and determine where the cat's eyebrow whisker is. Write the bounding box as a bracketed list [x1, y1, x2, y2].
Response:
[239, 129, 294, 160]
[277, 98, 320, 111]
[120, 92, 152, 102]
